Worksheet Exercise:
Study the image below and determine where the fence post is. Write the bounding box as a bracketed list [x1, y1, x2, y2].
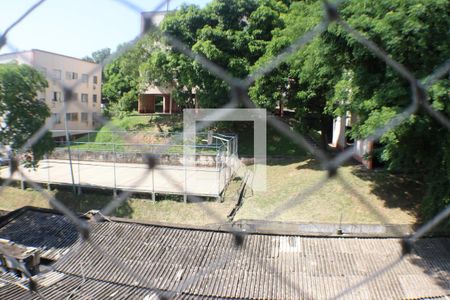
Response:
[152, 164, 155, 202]
[77, 151, 82, 195]
[20, 173, 25, 190]
[217, 151, 221, 196]
[113, 143, 117, 198]
[46, 154, 51, 191]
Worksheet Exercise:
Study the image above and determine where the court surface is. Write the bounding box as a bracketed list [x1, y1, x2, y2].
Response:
[0, 159, 230, 197]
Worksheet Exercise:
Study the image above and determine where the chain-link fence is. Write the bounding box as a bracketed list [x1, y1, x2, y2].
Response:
[0, 0, 449, 299]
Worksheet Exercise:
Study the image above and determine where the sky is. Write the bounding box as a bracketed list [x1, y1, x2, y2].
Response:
[0, 0, 211, 59]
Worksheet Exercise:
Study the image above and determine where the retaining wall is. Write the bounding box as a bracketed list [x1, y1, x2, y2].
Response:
[49, 148, 220, 167]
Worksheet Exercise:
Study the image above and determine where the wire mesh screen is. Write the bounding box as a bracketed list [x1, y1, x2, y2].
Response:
[0, 0, 449, 299]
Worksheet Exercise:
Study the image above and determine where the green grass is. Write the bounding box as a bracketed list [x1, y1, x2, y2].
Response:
[0, 178, 242, 226]
[235, 158, 422, 224]
[0, 158, 422, 225]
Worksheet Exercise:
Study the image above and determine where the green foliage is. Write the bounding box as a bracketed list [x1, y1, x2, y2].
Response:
[252, 0, 450, 221]
[82, 48, 111, 64]
[334, 0, 450, 222]
[251, 0, 336, 147]
[0, 64, 54, 167]
[138, 0, 289, 109]
[102, 39, 154, 117]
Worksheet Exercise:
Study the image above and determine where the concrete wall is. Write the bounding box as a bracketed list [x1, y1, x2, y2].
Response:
[332, 116, 346, 149]
[354, 140, 374, 169]
[332, 113, 374, 169]
[49, 149, 220, 167]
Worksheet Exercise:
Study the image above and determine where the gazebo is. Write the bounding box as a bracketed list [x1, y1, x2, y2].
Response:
[138, 85, 179, 114]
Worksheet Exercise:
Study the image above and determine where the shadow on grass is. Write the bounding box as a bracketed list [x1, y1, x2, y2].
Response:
[350, 166, 423, 220]
[53, 187, 134, 218]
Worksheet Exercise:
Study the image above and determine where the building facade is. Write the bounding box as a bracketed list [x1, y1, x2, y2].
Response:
[0, 49, 102, 137]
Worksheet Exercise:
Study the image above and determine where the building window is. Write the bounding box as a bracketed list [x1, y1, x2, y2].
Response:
[93, 76, 98, 84]
[65, 72, 78, 80]
[92, 94, 97, 103]
[92, 112, 98, 126]
[66, 113, 78, 122]
[81, 93, 88, 103]
[52, 91, 61, 102]
[52, 113, 61, 124]
[81, 112, 88, 123]
[81, 74, 89, 83]
[52, 69, 61, 80]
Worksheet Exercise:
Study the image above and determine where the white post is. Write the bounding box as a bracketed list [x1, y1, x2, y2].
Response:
[113, 143, 117, 197]
[152, 166, 155, 202]
[77, 151, 82, 195]
[46, 154, 51, 191]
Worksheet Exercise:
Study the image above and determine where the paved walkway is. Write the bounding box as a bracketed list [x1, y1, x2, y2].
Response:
[0, 159, 229, 197]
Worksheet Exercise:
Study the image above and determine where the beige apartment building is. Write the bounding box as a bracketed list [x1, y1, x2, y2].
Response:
[0, 49, 102, 137]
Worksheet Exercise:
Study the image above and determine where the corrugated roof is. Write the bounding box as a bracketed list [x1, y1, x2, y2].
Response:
[0, 208, 79, 261]
[0, 207, 448, 299]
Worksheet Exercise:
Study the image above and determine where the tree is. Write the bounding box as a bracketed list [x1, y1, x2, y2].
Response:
[82, 48, 111, 64]
[250, 1, 338, 148]
[255, 0, 449, 220]
[326, 0, 450, 221]
[102, 40, 154, 116]
[139, 0, 289, 109]
[0, 64, 54, 167]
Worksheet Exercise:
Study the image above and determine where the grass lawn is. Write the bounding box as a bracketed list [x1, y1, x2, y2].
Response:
[0, 172, 241, 226]
[235, 158, 422, 225]
[0, 157, 422, 226]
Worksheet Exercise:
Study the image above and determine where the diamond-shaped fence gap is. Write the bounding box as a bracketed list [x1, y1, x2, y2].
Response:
[336, 19, 417, 85]
[99, 171, 151, 217]
[244, 19, 330, 87]
[236, 89, 330, 162]
[18, 170, 91, 240]
[334, 174, 405, 237]
[331, 256, 404, 300]
[264, 175, 329, 221]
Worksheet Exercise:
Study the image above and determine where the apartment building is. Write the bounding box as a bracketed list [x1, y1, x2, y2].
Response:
[0, 49, 102, 137]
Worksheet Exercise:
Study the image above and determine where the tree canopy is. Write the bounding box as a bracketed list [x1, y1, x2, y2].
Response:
[0, 64, 54, 167]
[251, 0, 449, 220]
[138, 0, 289, 108]
[101, 0, 449, 220]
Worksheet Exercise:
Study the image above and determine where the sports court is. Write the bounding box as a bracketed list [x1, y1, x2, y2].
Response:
[1, 159, 233, 197]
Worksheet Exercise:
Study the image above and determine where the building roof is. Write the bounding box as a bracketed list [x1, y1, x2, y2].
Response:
[0, 49, 99, 65]
[0, 207, 448, 299]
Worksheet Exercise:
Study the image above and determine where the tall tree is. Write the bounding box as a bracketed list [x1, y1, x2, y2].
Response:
[253, 0, 449, 220]
[140, 0, 289, 109]
[82, 48, 111, 64]
[250, 1, 338, 148]
[327, 0, 450, 220]
[0, 64, 54, 167]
